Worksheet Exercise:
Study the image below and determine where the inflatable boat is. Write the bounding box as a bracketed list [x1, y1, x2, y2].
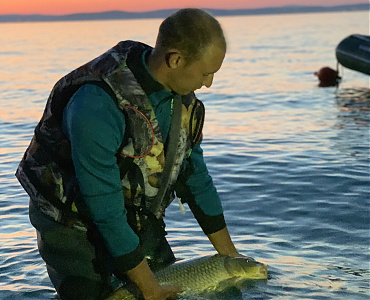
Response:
[335, 34, 370, 75]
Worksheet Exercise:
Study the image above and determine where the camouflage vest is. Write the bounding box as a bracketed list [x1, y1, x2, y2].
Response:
[16, 40, 204, 230]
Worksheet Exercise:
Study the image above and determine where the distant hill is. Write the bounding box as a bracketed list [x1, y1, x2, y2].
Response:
[0, 3, 368, 23]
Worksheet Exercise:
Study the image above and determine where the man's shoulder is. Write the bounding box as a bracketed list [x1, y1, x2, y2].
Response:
[114, 40, 152, 53]
[70, 83, 118, 112]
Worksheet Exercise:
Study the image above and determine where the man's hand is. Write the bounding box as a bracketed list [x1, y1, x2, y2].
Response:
[127, 258, 182, 300]
[227, 251, 246, 258]
[207, 227, 244, 258]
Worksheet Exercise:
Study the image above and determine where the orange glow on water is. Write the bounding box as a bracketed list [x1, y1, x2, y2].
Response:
[0, 230, 35, 239]
[0, 108, 42, 122]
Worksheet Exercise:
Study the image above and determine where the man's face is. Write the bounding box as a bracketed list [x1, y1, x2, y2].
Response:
[167, 43, 226, 95]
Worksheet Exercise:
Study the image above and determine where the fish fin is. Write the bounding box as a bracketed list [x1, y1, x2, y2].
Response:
[214, 277, 238, 292]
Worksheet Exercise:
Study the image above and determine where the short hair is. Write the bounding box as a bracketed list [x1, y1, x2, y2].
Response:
[156, 8, 226, 63]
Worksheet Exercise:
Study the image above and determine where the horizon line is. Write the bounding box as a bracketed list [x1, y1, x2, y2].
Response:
[0, 3, 367, 24]
[1, 3, 367, 17]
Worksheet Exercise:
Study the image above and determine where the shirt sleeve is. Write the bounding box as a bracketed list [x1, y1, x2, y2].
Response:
[177, 141, 226, 234]
[62, 83, 144, 272]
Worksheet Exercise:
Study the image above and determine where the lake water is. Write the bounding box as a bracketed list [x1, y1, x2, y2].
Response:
[0, 11, 369, 299]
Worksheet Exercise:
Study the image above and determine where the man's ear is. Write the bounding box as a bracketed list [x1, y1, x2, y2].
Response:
[166, 51, 185, 69]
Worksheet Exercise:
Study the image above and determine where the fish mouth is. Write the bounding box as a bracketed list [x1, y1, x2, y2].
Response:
[257, 262, 268, 277]
[260, 266, 268, 277]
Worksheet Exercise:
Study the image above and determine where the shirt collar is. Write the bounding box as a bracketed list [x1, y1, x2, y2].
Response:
[126, 46, 173, 99]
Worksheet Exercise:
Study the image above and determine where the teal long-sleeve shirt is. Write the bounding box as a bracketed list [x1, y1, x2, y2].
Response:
[62, 49, 225, 272]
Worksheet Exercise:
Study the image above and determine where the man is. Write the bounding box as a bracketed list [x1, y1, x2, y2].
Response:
[16, 8, 243, 300]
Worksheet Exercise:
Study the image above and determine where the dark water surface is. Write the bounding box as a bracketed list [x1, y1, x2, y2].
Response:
[0, 11, 369, 299]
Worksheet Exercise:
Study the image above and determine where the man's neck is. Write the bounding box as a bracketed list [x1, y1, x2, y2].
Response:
[147, 49, 171, 92]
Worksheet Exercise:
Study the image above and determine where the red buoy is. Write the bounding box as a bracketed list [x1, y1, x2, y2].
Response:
[314, 67, 341, 87]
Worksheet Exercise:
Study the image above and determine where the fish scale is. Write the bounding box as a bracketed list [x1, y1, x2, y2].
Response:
[155, 255, 231, 291]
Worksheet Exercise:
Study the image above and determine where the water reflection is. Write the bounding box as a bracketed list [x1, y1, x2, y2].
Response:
[336, 87, 370, 114]
[262, 255, 350, 292]
[333, 87, 370, 160]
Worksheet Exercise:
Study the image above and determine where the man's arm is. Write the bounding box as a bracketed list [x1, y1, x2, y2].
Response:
[127, 259, 182, 300]
[207, 227, 243, 257]
[178, 142, 242, 256]
[63, 84, 180, 299]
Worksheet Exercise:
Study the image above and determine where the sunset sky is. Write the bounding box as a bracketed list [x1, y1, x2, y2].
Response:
[0, 0, 365, 15]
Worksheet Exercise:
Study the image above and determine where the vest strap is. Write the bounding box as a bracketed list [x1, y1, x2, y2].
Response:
[150, 95, 182, 216]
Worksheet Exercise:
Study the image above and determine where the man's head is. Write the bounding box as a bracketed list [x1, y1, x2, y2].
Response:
[150, 8, 227, 95]
[157, 8, 226, 64]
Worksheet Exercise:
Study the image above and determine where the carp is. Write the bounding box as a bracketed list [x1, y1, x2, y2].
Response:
[106, 254, 267, 299]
